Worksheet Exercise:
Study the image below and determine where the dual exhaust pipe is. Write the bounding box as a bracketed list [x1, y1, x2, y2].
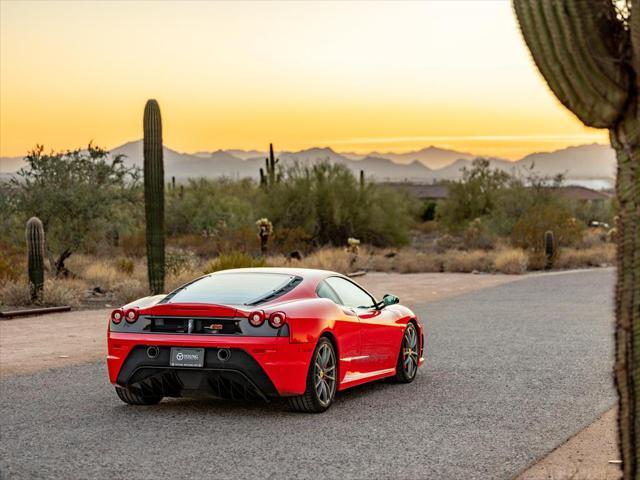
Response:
[145, 346, 231, 362]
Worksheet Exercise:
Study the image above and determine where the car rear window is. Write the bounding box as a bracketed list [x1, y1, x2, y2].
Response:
[162, 272, 300, 306]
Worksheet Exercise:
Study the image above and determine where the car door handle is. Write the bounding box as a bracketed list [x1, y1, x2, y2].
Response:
[341, 307, 357, 316]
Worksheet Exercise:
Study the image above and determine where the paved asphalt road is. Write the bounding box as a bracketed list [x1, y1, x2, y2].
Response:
[0, 269, 615, 480]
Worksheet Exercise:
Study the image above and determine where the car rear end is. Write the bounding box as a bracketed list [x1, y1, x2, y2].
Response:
[107, 271, 315, 402]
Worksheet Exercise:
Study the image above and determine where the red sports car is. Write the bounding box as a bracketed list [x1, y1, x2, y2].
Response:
[107, 268, 424, 412]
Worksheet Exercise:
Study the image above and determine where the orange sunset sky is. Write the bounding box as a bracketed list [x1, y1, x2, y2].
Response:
[0, 0, 607, 159]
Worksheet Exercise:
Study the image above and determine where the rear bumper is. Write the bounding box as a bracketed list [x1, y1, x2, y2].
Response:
[108, 332, 314, 397]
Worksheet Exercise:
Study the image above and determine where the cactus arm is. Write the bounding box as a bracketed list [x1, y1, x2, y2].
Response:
[143, 99, 165, 294]
[514, 0, 630, 127]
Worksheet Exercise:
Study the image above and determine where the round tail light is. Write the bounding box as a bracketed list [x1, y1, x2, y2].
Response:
[268, 311, 286, 328]
[111, 309, 123, 324]
[249, 310, 265, 327]
[125, 308, 139, 323]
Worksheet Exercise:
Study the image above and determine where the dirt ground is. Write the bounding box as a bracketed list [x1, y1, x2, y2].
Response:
[0, 270, 619, 478]
[516, 407, 621, 480]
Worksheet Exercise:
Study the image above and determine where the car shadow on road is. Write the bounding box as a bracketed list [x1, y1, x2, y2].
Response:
[110, 376, 416, 417]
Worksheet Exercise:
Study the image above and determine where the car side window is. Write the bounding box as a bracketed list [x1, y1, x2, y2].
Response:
[316, 281, 342, 305]
[324, 277, 375, 309]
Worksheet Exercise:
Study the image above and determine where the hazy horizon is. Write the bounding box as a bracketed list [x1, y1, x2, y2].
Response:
[1, 1, 608, 159]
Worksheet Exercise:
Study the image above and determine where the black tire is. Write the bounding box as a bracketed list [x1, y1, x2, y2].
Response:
[394, 323, 419, 383]
[115, 386, 163, 406]
[287, 337, 337, 413]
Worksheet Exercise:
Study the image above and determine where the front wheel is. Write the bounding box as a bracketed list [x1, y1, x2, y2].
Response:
[288, 337, 337, 413]
[115, 386, 163, 406]
[395, 323, 419, 383]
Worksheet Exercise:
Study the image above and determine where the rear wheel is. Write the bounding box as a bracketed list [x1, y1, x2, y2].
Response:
[395, 323, 419, 383]
[288, 337, 337, 413]
[115, 386, 163, 406]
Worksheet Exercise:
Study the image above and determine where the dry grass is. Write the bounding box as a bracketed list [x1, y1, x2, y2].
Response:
[42, 279, 85, 307]
[556, 244, 615, 269]
[112, 278, 150, 304]
[0, 278, 85, 307]
[494, 249, 529, 275]
[442, 250, 494, 273]
[0, 281, 31, 307]
[1, 241, 613, 309]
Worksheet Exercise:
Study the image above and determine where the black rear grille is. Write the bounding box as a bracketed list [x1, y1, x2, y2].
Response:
[147, 317, 241, 335]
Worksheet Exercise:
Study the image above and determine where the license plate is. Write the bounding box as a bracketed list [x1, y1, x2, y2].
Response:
[170, 348, 205, 368]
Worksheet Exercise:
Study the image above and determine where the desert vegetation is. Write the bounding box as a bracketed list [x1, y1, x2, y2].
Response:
[0, 151, 614, 309]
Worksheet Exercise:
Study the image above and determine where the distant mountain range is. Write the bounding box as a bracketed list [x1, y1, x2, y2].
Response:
[0, 141, 617, 187]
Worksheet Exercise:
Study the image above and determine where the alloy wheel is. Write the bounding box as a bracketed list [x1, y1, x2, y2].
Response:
[314, 342, 336, 406]
[402, 324, 419, 379]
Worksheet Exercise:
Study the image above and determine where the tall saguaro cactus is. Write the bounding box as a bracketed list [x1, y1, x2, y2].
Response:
[143, 99, 165, 294]
[260, 143, 280, 187]
[514, 1, 639, 477]
[26, 217, 45, 302]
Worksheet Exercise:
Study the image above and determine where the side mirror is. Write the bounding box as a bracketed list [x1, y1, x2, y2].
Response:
[382, 294, 399, 307]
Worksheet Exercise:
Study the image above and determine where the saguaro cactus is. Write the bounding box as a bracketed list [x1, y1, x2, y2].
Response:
[143, 99, 165, 294]
[260, 143, 279, 187]
[543, 230, 555, 270]
[513, 1, 639, 476]
[26, 217, 45, 301]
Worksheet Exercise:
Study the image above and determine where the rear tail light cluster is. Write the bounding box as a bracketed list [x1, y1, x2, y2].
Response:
[111, 309, 123, 324]
[111, 308, 139, 324]
[248, 310, 286, 329]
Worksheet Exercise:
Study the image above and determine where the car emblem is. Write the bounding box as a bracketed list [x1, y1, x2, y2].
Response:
[187, 319, 194, 334]
[210, 323, 223, 331]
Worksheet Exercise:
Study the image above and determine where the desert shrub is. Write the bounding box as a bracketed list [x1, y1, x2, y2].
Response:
[42, 279, 85, 307]
[120, 231, 146, 257]
[463, 218, 495, 250]
[291, 248, 351, 273]
[265, 163, 417, 247]
[165, 248, 198, 276]
[113, 278, 150, 303]
[437, 159, 511, 231]
[494, 249, 528, 274]
[81, 261, 121, 290]
[0, 279, 85, 307]
[441, 250, 493, 273]
[165, 178, 258, 236]
[0, 242, 25, 281]
[115, 257, 135, 275]
[0, 281, 31, 306]
[203, 252, 266, 274]
[511, 203, 584, 251]
[10, 144, 141, 257]
[555, 244, 615, 269]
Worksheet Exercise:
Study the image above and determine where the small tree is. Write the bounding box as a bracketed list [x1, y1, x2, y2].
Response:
[12, 144, 140, 274]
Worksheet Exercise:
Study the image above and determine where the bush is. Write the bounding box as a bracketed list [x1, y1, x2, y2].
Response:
[494, 249, 528, 274]
[442, 250, 493, 273]
[0, 279, 85, 307]
[511, 203, 584, 251]
[165, 248, 197, 276]
[42, 279, 85, 307]
[113, 278, 150, 303]
[555, 244, 615, 269]
[115, 257, 135, 275]
[0, 281, 31, 306]
[203, 252, 266, 274]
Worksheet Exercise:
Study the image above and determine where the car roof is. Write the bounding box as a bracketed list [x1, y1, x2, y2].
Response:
[209, 267, 343, 283]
